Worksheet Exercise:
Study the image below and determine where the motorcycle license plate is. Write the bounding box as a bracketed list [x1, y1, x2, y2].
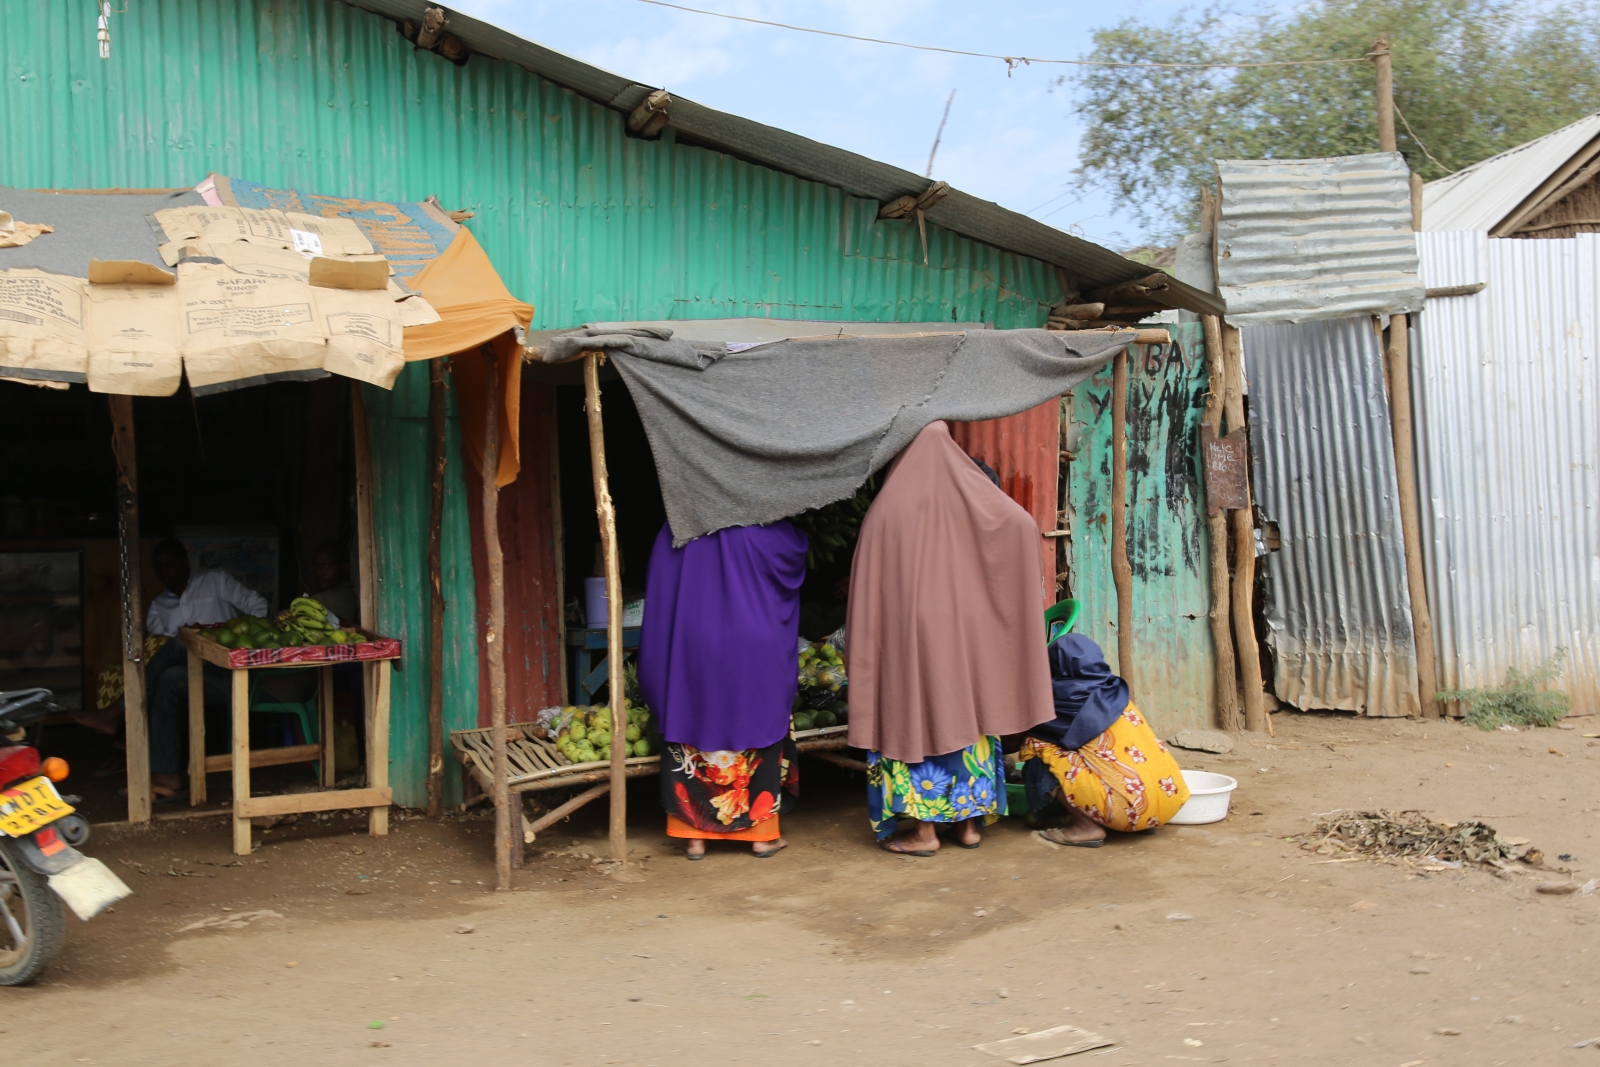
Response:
[0, 776, 74, 838]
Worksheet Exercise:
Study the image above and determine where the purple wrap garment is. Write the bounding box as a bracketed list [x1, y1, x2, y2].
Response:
[637, 520, 809, 753]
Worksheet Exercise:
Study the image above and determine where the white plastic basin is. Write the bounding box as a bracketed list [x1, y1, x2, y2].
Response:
[1167, 770, 1238, 825]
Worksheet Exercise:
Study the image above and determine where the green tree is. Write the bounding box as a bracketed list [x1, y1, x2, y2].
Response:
[1071, 0, 1600, 235]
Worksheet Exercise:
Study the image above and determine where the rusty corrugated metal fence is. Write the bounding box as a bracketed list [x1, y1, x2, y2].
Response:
[1245, 318, 1422, 716]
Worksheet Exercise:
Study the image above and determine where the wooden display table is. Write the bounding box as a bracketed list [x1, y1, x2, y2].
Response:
[177, 626, 400, 855]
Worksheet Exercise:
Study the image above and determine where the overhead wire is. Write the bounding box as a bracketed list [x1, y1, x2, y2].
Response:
[633, 0, 1371, 71]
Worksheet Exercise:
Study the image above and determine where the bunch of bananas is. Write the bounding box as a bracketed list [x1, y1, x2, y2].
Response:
[790, 475, 878, 568]
[276, 597, 339, 646]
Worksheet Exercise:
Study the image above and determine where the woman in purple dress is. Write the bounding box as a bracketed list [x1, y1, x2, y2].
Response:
[637, 520, 809, 859]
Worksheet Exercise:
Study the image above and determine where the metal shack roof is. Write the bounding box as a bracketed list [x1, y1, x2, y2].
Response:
[1215, 153, 1423, 326]
[1421, 112, 1600, 233]
[346, 0, 1220, 317]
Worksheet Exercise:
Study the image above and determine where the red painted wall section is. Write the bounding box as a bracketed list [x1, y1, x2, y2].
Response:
[949, 399, 1060, 605]
[466, 378, 564, 726]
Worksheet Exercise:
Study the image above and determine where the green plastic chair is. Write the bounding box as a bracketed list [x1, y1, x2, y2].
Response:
[248, 670, 321, 778]
[1044, 598, 1081, 644]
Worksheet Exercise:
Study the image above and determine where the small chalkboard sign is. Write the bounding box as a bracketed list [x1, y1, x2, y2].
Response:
[1201, 424, 1250, 514]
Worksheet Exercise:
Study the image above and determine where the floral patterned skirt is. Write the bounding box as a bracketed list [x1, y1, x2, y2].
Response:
[866, 735, 1007, 840]
[661, 738, 799, 838]
[1019, 703, 1190, 832]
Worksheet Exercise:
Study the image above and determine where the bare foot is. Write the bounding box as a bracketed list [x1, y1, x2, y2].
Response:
[953, 818, 982, 848]
[1038, 803, 1106, 847]
[752, 837, 787, 857]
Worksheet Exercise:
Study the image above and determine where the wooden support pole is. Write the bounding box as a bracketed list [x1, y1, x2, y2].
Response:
[583, 352, 629, 864]
[188, 650, 206, 804]
[427, 358, 448, 818]
[351, 382, 378, 632]
[481, 348, 512, 890]
[1200, 314, 1242, 731]
[367, 660, 391, 837]
[525, 782, 610, 841]
[1110, 348, 1134, 694]
[1375, 36, 1439, 717]
[230, 668, 252, 855]
[1372, 36, 1396, 153]
[1387, 317, 1438, 715]
[108, 395, 150, 824]
[319, 665, 336, 788]
[1220, 325, 1269, 733]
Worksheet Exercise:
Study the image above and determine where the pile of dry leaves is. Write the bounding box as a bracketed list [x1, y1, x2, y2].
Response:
[1298, 809, 1541, 869]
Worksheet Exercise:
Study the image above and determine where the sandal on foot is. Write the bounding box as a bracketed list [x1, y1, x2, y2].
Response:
[1037, 828, 1105, 849]
[752, 841, 787, 859]
[880, 839, 937, 857]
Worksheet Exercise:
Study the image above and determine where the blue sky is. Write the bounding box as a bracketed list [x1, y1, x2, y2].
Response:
[448, 0, 1206, 251]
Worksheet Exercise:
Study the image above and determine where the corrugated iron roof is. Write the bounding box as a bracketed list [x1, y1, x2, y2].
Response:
[345, 0, 1222, 317]
[1421, 112, 1600, 233]
[1214, 153, 1423, 326]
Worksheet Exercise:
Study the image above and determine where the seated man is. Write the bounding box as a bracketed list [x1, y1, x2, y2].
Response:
[144, 538, 268, 798]
[308, 540, 358, 627]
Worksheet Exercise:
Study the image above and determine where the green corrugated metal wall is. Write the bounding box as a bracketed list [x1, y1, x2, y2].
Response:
[5, 0, 1069, 804]
[362, 370, 479, 807]
[1069, 323, 1216, 733]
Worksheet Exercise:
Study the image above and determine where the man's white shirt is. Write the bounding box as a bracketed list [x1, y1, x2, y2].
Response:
[146, 569, 268, 637]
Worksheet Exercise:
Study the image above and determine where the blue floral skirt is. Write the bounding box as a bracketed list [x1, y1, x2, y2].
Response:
[865, 735, 1007, 840]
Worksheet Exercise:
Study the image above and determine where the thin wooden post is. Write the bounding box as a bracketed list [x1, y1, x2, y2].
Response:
[230, 668, 251, 855]
[108, 395, 150, 824]
[427, 358, 448, 817]
[187, 651, 206, 804]
[1374, 35, 1439, 717]
[1371, 35, 1396, 155]
[481, 348, 512, 890]
[1220, 324, 1268, 733]
[368, 660, 391, 838]
[1200, 314, 1242, 731]
[1110, 348, 1134, 694]
[583, 352, 628, 864]
[319, 665, 336, 788]
[351, 382, 378, 631]
[551, 408, 569, 703]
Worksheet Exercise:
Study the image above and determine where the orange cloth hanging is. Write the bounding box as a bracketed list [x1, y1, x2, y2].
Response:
[403, 227, 533, 489]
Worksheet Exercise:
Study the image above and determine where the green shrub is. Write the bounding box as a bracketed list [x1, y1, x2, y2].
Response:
[1437, 649, 1572, 730]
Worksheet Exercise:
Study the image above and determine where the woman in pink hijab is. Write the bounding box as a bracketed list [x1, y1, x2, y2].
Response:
[845, 421, 1054, 854]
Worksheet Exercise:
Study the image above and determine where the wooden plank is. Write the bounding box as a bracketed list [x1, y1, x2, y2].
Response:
[480, 348, 512, 887]
[584, 351, 628, 864]
[525, 783, 609, 841]
[428, 357, 448, 818]
[188, 648, 206, 805]
[205, 744, 321, 774]
[369, 659, 392, 837]
[108, 395, 149, 825]
[319, 665, 336, 787]
[1110, 348, 1133, 693]
[351, 381, 378, 632]
[237, 786, 393, 819]
[810, 751, 871, 773]
[230, 669, 252, 855]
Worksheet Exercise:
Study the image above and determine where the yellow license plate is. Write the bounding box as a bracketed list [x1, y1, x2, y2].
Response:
[0, 776, 75, 838]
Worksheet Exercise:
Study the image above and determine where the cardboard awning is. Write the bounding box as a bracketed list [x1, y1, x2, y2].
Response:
[0, 178, 531, 399]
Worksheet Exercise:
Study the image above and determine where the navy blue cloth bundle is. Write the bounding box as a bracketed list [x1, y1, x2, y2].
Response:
[1023, 634, 1131, 814]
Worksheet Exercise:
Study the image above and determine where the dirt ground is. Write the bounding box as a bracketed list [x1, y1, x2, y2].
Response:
[5, 711, 1600, 1067]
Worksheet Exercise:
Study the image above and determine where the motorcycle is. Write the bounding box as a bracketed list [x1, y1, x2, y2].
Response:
[0, 688, 132, 985]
